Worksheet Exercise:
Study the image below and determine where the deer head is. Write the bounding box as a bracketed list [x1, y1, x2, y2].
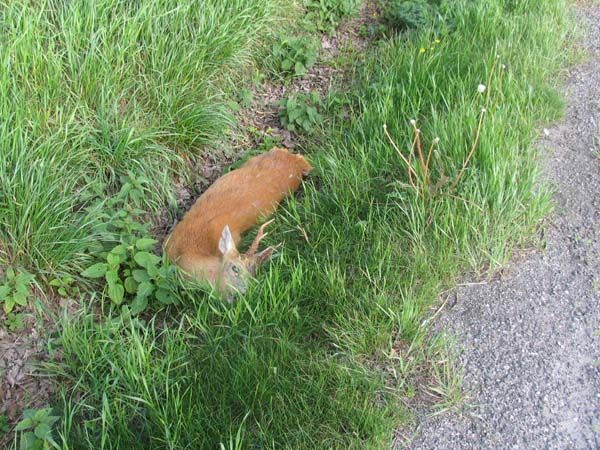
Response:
[217, 220, 277, 298]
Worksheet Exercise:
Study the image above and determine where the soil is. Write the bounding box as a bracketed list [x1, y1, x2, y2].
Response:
[400, 4, 600, 449]
[0, 295, 75, 446]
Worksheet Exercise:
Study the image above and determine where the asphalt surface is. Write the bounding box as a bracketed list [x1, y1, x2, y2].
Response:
[405, 5, 600, 449]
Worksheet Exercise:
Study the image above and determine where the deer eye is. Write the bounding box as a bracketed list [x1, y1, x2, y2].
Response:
[231, 265, 240, 274]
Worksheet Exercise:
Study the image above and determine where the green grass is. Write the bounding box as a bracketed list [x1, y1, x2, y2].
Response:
[2, 0, 576, 448]
[0, 0, 294, 277]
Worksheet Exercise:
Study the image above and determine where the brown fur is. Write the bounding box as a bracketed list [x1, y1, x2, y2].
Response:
[165, 147, 313, 295]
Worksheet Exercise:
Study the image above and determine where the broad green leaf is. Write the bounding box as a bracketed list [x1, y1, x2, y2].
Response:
[135, 238, 158, 250]
[146, 263, 160, 278]
[23, 409, 36, 419]
[33, 408, 50, 420]
[136, 282, 154, 299]
[124, 277, 138, 294]
[47, 415, 59, 426]
[130, 294, 148, 315]
[14, 418, 33, 431]
[15, 281, 30, 295]
[34, 422, 51, 439]
[15, 272, 33, 285]
[81, 263, 107, 278]
[107, 283, 124, 305]
[13, 291, 28, 306]
[288, 108, 301, 122]
[0, 285, 10, 300]
[105, 269, 119, 285]
[134, 252, 160, 268]
[132, 270, 150, 283]
[107, 252, 122, 266]
[155, 288, 175, 305]
[19, 431, 36, 450]
[281, 58, 293, 70]
[3, 297, 15, 314]
[110, 244, 127, 256]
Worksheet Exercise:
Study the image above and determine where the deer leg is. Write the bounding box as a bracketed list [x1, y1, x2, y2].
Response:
[246, 218, 275, 256]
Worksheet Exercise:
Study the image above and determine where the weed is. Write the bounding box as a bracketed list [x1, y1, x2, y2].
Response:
[48, 276, 79, 299]
[270, 35, 318, 79]
[81, 173, 178, 313]
[82, 239, 177, 314]
[0, 268, 35, 314]
[6, 312, 26, 332]
[15, 408, 59, 450]
[278, 92, 324, 132]
[359, 22, 389, 39]
[303, 0, 360, 34]
[239, 89, 255, 109]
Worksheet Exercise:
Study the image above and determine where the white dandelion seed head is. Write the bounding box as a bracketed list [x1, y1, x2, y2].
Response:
[415, 128, 421, 134]
[501, 64, 506, 70]
[478, 84, 486, 93]
[481, 107, 487, 113]
[433, 137, 440, 144]
[410, 119, 416, 126]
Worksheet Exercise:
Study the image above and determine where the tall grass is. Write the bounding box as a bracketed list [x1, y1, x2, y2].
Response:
[0, 0, 291, 276]
[46, 0, 576, 448]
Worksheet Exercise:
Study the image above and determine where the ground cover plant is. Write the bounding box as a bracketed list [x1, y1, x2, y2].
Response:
[303, 0, 361, 34]
[269, 35, 319, 79]
[0, 0, 292, 280]
[278, 91, 325, 132]
[0, 0, 574, 448]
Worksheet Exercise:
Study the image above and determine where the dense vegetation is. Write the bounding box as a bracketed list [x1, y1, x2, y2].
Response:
[0, 0, 572, 448]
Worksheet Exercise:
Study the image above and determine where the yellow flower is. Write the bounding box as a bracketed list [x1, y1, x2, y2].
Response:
[419, 47, 426, 54]
[434, 38, 441, 44]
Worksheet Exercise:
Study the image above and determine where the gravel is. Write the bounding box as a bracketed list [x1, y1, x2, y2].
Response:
[404, 4, 600, 449]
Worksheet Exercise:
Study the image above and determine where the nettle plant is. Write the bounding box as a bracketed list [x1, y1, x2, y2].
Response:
[49, 275, 79, 298]
[303, 0, 360, 34]
[271, 35, 318, 79]
[0, 268, 34, 314]
[278, 92, 324, 132]
[82, 172, 177, 314]
[15, 407, 59, 450]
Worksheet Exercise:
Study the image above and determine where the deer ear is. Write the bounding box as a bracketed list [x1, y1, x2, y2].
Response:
[218, 225, 236, 256]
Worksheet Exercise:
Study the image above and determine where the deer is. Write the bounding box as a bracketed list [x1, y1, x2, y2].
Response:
[164, 147, 313, 299]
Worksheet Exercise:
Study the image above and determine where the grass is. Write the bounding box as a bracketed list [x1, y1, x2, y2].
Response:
[0, 0, 294, 277]
[1, 0, 576, 448]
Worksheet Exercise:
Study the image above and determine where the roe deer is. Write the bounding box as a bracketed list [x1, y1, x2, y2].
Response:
[165, 147, 313, 297]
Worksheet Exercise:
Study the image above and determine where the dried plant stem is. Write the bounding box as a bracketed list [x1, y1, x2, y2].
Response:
[410, 121, 429, 186]
[417, 131, 427, 182]
[449, 108, 486, 192]
[425, 140, 437, 186]
[383, 124, 418, 191]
